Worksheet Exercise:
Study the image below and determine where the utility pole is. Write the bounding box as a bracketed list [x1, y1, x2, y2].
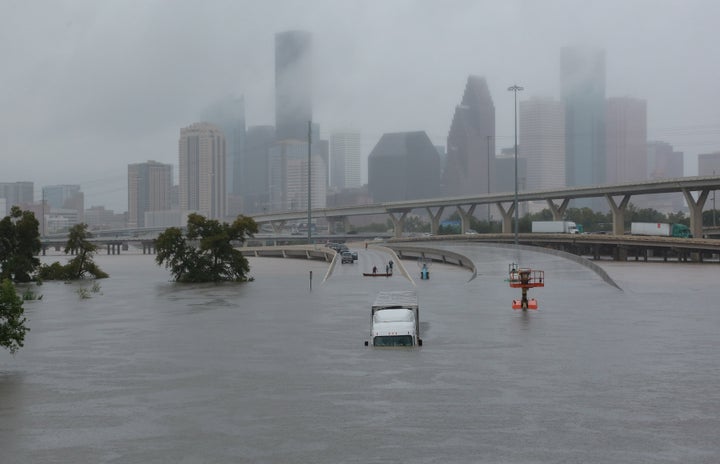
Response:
[307, 120, 312, 244]
[508, 84, 524, 245]
[487, 135, 491, 231]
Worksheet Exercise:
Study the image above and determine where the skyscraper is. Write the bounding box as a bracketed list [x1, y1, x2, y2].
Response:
[268, 140, 326, 212]
[243, 125, 276, 214]
[330, 131, 362, 189]
[201, 96, 246, 200]
[368, 131, 441, 202]
[605, 97, 647, 184]
[698, 151, 720, 176]
[444, 75, 495, 196]
[178, 123, 226, 219]
[638, 141, 684, 212]
[275, 30, 312, 141]
[0, 182, 33, 215]
[127, 161, 173, 228]
[561, 47, 606, 190]
[519, 97, 565, 192]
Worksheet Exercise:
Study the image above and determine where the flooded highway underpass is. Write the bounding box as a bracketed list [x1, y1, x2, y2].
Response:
[1, 244, 719, 463]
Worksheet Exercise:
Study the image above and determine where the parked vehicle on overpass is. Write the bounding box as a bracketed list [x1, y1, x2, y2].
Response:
[630, 222, 692, 238]
[531, 221, 579, 234]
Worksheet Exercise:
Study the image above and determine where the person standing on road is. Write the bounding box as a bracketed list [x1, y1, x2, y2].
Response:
[389, 259, 393, 271]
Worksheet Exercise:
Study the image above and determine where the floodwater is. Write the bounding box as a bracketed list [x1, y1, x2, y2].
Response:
[1, 244, 719, 463]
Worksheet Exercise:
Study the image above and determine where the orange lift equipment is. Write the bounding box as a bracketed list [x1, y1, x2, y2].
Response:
[508, 263, 545, 310]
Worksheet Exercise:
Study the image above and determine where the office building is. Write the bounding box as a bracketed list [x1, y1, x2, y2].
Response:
[519, 97, 565, 192]
[201, 96, 246, 200]
[444, 75, 495, 196]
[561, 47, 606, 190]
[698, 151, 720, 176]
[127, 161, 173, 228]
[605, 97, 647, 184]
[368, 131, 441, 202]
[275, 30, 312, 141]
[243, 125, 276, 214]
[638, 141, 685, 212]
[178, 122, 227, 219]
[268, 140, 326, 212]
[42, 184, 84, 225]
[0, 182, 33, 215]
[330, 131, 362, 189]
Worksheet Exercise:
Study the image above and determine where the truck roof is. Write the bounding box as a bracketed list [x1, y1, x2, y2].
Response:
[372, 290, 418, 309]
[373, 308, 416, 323]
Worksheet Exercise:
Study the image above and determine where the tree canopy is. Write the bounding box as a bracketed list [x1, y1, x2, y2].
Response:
[37, 223, 108, 280]
[155, 214, 258, 282]
[0, 279, 29, 354]
[0, 206, 41, 282]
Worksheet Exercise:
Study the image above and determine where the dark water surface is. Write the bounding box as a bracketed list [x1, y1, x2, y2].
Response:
[1, 246, 719, 463]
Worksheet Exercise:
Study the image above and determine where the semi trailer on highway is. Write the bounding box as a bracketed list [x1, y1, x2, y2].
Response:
[365, 290, 422, 347]
[531, 221, 580, 234]
[630, 222, 692, 238]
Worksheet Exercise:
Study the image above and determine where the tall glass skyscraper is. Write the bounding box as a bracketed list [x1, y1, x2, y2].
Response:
[561, 47, 606, 189]
[275, 30, 312, 142]
[443, 75, 495, 196]
[201, 96, 246, 199]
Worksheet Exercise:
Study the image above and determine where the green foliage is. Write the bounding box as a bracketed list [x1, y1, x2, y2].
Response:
[0, 206, 41, 282]
[76, 288, 90, 299]
[0, 279, 29, 354]
[155, 214, 258, 282]
[37, 224, 108, 281]
[21, 287, 42, 301]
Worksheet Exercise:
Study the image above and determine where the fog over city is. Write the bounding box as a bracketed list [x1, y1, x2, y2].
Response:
[2, 0, 719, 212]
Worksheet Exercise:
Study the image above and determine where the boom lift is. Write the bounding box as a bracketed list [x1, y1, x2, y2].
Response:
[508, 263, 544, 310]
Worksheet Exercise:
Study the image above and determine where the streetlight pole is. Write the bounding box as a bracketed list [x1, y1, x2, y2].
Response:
[307, 120, 312, 244]
[487, 135, 491, 231]
[508, 84, 523, 245]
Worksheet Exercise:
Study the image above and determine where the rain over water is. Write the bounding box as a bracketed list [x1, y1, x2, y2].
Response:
[1, 244, 719, 463]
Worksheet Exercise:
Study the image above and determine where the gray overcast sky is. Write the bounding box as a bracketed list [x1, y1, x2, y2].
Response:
[2, 0, 719, 212]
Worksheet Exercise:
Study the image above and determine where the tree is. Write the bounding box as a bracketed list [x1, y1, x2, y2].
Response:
[0, 279, 29, 354]
[37, 223, 108, 280]
[0, 206, 41, 282]
[155, 214, 258, 282]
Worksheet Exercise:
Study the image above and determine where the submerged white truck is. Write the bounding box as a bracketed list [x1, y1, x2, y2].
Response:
[364, 290, 422, 347]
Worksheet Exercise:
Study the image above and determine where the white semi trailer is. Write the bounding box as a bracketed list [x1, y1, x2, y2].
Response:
[365, 290, 422, 347]
[531, 221, 579, 234]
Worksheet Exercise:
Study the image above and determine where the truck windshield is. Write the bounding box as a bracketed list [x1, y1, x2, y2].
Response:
[373, 335, 414, 347]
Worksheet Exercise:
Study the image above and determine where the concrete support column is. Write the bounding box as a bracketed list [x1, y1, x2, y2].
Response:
[107, 243, 111, 255]
[606, 194, 632, 235]
[546, 198, 571, 220]
[270, 220, 286, 235]
[495, 202, 515, 234]
[342, 216, 351, 233]
[425, 207, 445, 235]
[388, 211, 409, 238]
[456, 205, 476, 234]
[682, 188, 709, 239]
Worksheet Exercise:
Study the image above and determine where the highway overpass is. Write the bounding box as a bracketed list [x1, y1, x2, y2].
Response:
[250, 175, 720, 239]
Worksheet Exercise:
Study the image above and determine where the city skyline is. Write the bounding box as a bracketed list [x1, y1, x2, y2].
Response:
[2, 1, 720, 212]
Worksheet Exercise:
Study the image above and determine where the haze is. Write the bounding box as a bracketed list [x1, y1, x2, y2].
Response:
[2, 0, 719, 211]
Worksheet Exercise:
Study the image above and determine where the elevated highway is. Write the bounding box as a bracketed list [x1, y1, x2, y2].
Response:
[251, 175, 720, 239]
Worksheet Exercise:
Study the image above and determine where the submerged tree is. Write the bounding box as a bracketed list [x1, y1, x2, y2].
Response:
[0, 279, 29, 354]
[0, 206, 41, 282]
[37, 223, 108, 280]
[155, 214, 258, 282]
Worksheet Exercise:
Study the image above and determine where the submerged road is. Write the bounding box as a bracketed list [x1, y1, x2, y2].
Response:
[1, 244, 719, 463]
